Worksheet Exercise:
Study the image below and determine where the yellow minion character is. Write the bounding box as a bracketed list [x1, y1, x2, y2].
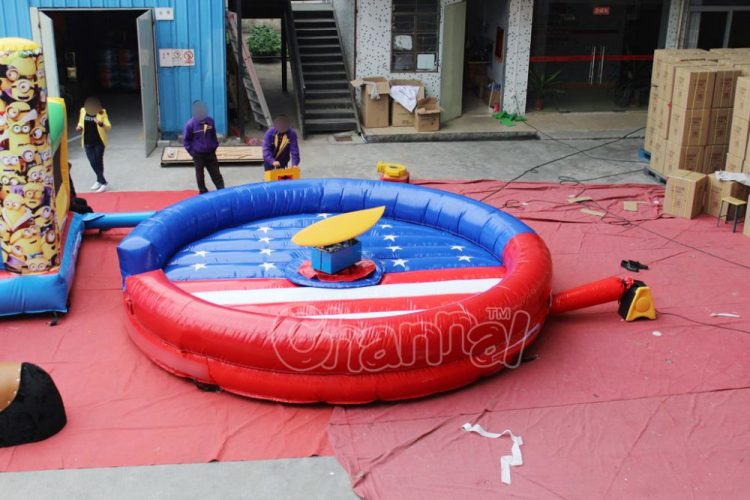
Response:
[34, 204, 54, 228]
[9, 225, 42, 266]
[0, 151, 22, 174]
[1, 171, 24, 196]
[23, 183, 45, 210]
[6, 78, 35, 103]
[26, 163, 46, 184]
[9, 123, 32, 150]
[16, 144, 37, 171]
[30, 125, 45, 146]
[1, 55, 36, 92]
[1, 192, 32, 230]
[41, 226, 58, 261]
[26, 256, 50, 274]
[4, 102, 34, 124]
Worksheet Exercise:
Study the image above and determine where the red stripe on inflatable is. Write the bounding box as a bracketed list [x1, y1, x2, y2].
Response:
[123, 234, 551, 403]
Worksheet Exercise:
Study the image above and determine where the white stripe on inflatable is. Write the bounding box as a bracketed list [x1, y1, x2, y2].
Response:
[303, 309, 427, 320]
[192, 278, 501, 306]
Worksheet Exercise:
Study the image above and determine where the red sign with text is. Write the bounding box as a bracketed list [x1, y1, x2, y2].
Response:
[593, 6, 611, 16]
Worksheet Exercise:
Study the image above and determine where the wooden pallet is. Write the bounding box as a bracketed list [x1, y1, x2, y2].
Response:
[161, 146, 264, 167]
[642, 165, 667, 184]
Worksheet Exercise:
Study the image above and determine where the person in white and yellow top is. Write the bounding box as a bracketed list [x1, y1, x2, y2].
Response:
[76, 97, 112, 192]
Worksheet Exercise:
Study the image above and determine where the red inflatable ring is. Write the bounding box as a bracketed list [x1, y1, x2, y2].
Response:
[117, 180, 552, 404]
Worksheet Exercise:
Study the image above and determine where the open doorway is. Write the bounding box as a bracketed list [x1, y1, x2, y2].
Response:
[34, 9, 159, 156]
[463, 0, 506, 116]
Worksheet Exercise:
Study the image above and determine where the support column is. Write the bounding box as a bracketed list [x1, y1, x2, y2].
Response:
[502, 0, 534, 115]
[665, 0, 688, 49]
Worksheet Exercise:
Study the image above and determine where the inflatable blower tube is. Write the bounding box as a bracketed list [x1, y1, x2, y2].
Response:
[118, 180, 554, 404]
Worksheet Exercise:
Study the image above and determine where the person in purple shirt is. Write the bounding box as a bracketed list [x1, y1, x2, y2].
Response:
[183, 101, 225, 194]
[262, 115, 301, 172]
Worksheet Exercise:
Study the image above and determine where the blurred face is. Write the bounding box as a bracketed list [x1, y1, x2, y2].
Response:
[193, 102, 208, 120]
[274, 117, 290, 133]
[84, 98, 102, 115]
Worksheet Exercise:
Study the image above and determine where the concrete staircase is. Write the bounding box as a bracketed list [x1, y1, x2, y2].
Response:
[291, 4, 359, 134]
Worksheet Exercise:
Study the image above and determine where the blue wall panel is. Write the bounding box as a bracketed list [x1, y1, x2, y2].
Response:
[0, 0, 227, 136]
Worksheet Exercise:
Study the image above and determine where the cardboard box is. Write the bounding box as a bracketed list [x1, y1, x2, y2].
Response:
[644, 124, 656, 153]
[712, 67, 742, 108]
[654, 97, 672, 139]
[707, 107, 732, 145]
[414, 97, 440, 132]
[670, 106, 710, 146]
[734, 77, 750, 121]
[726, 152, 744, 173]
[728, 117, 750, 160]
[652, 50, 708, 96]
[672, 66, 716, 109]
[663, 170, 708, 219]
[389, 79, 425, 127]
[704, 173, 750, 217]
[650, 138, 666, 174]
[704, 144, 728, 173]
[665, 140, 704, 174]
[656, 60, 708, 100]
[351, 77, 390, 128]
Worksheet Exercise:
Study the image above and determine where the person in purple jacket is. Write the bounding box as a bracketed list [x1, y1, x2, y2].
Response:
[183, 101, 225, 194]
[262, 115, 301, 172]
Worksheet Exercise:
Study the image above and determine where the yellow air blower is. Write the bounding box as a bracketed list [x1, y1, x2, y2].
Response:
[376, 161, 410, 183]
[264, 166, 301, 182]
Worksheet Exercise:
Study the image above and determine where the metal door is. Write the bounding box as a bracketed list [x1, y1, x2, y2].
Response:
[30, 9, 61, 98]
[137, 10, 159, 157]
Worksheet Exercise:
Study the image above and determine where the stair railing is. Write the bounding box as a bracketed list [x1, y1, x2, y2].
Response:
[283, 0, 306, 138]
[330, 2, 362, 135]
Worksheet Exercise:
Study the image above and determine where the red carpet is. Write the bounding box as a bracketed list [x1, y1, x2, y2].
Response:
[330, 179, 750, 499]
[2, 182, 749, 499]
[0, 191, 332, 472]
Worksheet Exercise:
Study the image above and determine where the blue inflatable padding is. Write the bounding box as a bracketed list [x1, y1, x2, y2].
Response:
[0, 214, 85, 317]
[118, 180, 534, 280]
[161, 214, 501, 281]
[283, 258, 385, 289]
[82, 211, 157, 230]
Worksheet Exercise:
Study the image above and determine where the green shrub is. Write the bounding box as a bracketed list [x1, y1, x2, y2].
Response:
[248, 25, 281, 57]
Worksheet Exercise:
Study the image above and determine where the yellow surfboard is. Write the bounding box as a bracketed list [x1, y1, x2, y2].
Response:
[292, 206, 386, 247]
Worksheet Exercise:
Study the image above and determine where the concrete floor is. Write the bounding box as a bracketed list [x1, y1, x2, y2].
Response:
[46, 66, 657, 500]
[68, 96, 653, 194]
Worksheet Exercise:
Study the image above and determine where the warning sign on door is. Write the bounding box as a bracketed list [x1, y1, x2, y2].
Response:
[159, 49, 195, 67]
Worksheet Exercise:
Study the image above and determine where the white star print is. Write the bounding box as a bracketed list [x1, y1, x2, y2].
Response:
[192, 263, 207, 271]
[379, 224, 393, 229]
[260, 262, 276, 271]
[383, 235, 398, 242]
[193, 250, 209, 257]
[458, 256, 473, 262]
[259, 237, 272, 244]
[259, 248, 275, 256]
[393, 259, 408, 268]
[317, 213, 331, 219]
[450, 246, 465, 252]
[258, 226, 272, 234]
[387, 246, 403, 252]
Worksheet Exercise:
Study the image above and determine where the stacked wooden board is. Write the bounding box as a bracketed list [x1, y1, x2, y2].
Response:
[160, 146, 264, 167]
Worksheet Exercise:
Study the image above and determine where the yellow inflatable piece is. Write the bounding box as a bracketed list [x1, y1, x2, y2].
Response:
[0, 38, 41, 52]
[292, 206, 386, 247]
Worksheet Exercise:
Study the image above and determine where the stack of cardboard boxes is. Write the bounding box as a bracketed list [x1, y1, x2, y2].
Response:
[647, 49, 742, 176]
[351, 77, 440, 132]
[652, 48, 750, 230]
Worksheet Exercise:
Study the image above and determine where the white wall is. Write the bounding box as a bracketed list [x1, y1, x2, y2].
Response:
[355, 0, 463, 98]
[502, 0, 533, 114]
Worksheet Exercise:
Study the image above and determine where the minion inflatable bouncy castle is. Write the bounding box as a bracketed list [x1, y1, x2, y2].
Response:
[0, 38, 84, 316]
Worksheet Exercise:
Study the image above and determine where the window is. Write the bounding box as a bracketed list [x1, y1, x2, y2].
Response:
[391, 0, 439, 72]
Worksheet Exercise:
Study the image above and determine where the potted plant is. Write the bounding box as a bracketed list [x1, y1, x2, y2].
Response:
[528, 69, 565, 111]
[247, 25, 282, 61]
